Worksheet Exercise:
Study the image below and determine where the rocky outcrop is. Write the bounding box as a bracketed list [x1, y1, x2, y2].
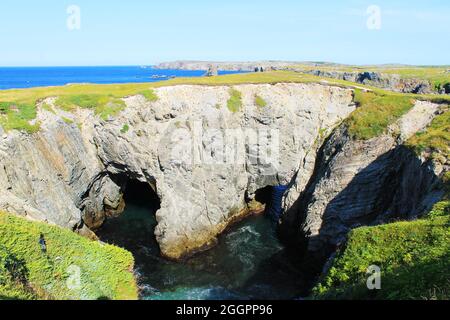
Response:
[0, 83, 355, 260]
[2, 80, 445, 262]
[298, 69, 435, 94]
[282, 101, 447, 257]
[154, 60, 300, 72]
[203, 65, 219, 77]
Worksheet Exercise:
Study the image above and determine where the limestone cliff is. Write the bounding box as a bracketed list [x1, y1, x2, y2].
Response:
[1, 81, 446, 262]
[294, 69, 437, 94]
[0, 83, 355, 260]
[154, 61, 298, 71]
[281, 101, 448, 258]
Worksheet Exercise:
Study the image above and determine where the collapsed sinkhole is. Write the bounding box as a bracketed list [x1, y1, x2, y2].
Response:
[95, 180, 312, 299]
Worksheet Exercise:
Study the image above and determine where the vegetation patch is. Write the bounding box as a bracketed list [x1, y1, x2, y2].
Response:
[61, 117, 74, 125]
[40, 103, 55, 114]
[138, 89, 158, 102]
[120, 124, 130, 134]
[346, 90, 415, 140]
[55, 94, 126, 120]
[427, 200, 450, 218]
[0, 211, 138, 300]
[406, 110, 449, 158]
[1, 71, 449, 134]
[0, 101, 40, 133]
[254, 95, 267, 108]
[312, 215, 450, 300]
[227, 89, 242, 113]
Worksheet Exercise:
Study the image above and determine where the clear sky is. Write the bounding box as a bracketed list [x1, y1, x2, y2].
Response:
[0, 0, 449, 66]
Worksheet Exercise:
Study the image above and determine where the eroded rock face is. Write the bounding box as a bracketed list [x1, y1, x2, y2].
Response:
[282, 101, 447, 257]
[0, 83, 355, 260]
[300, 70, 435, 94]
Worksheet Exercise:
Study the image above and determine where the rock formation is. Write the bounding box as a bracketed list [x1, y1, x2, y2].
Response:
[0, 83, 356, 260]
[298, 69, 435, 94]
[281, 101, 447, 258]
[154, 60, 302, 72]
[203, 65, 219, 77]
[0, 80, 446, 263]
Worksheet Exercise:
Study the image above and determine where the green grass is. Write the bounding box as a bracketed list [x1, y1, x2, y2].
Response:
[1, 71, 450, 134]
[406, 110, 450, 158]
[0, 211, 138, 300]
[227, 89, 242, 113]
[346, 89, 416, 140]
[138, 89, 158, 102]
[427, 201, 450, 218]
[61, 117, 74, 125]
[40, 103, 55, 114]
[312, 215, 450, 300]
[254, 94, 267, 108]
[0, 101, 40, 133]
[289, 64, 450, 92]
[55, 94, 127, 121]
[120, 124, 130, 134]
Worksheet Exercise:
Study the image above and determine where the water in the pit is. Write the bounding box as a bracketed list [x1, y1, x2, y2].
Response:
[97, 201, 306, 300]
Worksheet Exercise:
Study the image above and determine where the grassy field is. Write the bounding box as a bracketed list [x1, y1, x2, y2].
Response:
[0, 101, 39, 133]
[1, 70, 450, 134]
[0, 211, 138, 300]
[312, 214, 450, 300]
[346, 89, 416, 140]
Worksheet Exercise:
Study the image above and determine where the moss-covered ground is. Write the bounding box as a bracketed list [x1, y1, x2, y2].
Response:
[0, 211, 138, 300]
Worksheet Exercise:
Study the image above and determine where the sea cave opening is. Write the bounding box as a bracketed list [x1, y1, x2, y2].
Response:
[97, 179, 161, 256]
[97, 181, 308, 300]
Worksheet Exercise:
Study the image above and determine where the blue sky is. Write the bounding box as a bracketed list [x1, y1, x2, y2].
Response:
[0, 0, 449, 66]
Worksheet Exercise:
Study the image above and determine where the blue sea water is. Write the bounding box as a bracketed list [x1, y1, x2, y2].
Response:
[98, 202, 307, 300]
[0, 66, 244, 90]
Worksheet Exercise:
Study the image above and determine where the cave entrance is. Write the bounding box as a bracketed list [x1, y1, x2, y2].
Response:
[248, 185, 288, 222]
[253, 186, 273, 208]
[97, 179, 161, 256]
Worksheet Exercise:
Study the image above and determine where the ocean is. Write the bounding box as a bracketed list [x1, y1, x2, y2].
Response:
[0, 66, 244, 90]
[97, 199, 307, 300]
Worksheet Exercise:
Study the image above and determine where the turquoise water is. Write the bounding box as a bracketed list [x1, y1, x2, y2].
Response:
[98, 202, 306, 300]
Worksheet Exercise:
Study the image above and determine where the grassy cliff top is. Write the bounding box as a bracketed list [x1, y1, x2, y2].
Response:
[1, 70, 449, 105]
[407, 110, 450, 159]
[0, 71, 449, 137]
[0, 211, 138, 300]
[289, 64, 450, 90]
[312, 213, 450, 300]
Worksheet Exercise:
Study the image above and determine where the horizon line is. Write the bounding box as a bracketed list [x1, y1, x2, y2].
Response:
[0, 62, 449, 68]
